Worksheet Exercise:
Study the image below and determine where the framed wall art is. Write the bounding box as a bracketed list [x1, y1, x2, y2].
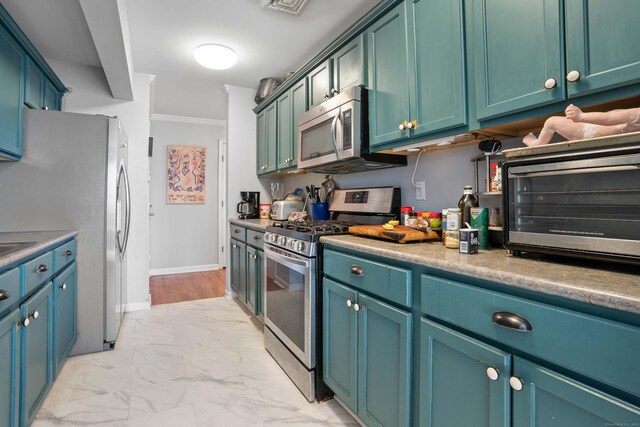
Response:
[167, 145, 207, 204]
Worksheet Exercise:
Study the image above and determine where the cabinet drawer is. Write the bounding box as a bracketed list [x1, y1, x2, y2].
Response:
[0, 268, 20, 317]
[230, 224, 246, 242]
[324, 250, 411, 308]
[246, 229, 264, 250]
[53, 240, 76, 273]
[421, 274, 640, 398]
[22, 251, 54, 296]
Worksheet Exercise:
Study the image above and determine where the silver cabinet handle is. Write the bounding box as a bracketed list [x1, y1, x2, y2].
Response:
[544, 78, 557, 89]
[346, 299, 353, 308]
[566, 70, 581, 82]
[350, 264, 364, 276]
[509, 376, 524, 391]
[254, 235, 261, 240]
[0, 290, 9, 301]
[231, 244, 238, 248]
[64, 250, 73, 256]
[486, 367, 500, 381]
[234, 229, 240, 233]
[60, 283, 67, 290]
[36, 264, 48, 273]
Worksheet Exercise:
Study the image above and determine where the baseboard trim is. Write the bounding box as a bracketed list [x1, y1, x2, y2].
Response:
[126, 301, 151, 312]
[150, 264, 221, 276]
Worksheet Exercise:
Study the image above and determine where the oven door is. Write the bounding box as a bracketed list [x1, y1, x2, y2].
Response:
[263, 243, 316, 369]
[297, 99, 360, 170]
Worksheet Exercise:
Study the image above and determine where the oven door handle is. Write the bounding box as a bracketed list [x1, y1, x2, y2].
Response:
[265, 245, 312, 271]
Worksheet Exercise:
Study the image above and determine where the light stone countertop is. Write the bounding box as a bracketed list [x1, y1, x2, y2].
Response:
[229, 218, 272, 231]
[0, 230, 78, 270]
[320, 235, 640, 315]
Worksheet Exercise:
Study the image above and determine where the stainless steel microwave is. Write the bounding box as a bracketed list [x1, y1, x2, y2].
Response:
[297, 87, 406, 174]
[503, 144, 640, 265]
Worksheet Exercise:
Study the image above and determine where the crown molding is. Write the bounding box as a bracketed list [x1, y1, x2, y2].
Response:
[150, 113, 227, 127]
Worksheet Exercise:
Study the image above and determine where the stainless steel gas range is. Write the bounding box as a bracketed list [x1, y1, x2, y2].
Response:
[262, 187, 400, 402]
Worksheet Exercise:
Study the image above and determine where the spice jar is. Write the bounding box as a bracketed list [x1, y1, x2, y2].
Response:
[441, 209, 448, 245]
[445, 230, 460, 248]
[407, 211, 418, 227]
[400, 206, 413, 226]
[426, 212, 442, 229]
[446, 208, 462, 231]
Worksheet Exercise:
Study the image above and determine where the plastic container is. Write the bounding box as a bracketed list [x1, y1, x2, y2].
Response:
[401, 206, 413, 226]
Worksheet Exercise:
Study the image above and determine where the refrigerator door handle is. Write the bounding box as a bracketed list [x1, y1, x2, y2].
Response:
[121, 162, 132, 258]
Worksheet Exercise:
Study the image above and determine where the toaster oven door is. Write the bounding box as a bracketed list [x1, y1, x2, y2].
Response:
[505, 152, 640, 257]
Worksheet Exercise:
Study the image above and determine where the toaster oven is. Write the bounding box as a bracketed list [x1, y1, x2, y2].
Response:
[502, 144, 640, 264]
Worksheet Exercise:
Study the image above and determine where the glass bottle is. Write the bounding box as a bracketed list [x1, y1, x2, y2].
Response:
[458, 185, 479, 227]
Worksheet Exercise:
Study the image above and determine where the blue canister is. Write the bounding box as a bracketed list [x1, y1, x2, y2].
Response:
[311, 202, 329, 221]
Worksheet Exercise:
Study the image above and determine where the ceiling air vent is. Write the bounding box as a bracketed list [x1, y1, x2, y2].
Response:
[262, 0, 311, 15]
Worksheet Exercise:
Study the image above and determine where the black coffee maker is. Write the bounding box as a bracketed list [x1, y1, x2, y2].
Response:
[237, 191, 260, 219]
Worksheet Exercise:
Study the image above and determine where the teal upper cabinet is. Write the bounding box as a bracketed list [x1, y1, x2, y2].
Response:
[367, 2, 411, 148]
[368, 0, 467, 148]
[564, 0, 640, 97]
[473, 0, 564, 121]
[332, 35, 366, 95]
[0, 24, 24, 160]
[289, 78, 307, 166]
[408, 0, 467, 139]
[43, 80, 59, 111]
[276, 91, 292, 170]
[256, 103, 277, 175]
[24, 57, 44, 109]
[308, 59, 332, 108]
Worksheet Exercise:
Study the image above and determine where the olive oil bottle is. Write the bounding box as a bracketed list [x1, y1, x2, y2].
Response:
[458, 185, 478, 227]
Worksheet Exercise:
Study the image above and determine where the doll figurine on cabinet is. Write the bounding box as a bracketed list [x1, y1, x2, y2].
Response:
[522, 104, 640, 146]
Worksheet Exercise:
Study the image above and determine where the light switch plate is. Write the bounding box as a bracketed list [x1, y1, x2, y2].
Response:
[416, 181, 425, 200]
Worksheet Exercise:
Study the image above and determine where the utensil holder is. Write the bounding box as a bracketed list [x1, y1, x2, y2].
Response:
[311, 202, 329, 221]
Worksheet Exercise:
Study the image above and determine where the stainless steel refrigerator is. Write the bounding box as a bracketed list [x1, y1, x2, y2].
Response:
[0, 108, 131, 355]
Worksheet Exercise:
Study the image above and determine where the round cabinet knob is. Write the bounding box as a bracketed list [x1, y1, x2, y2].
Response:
[324, 93, 330, 98]
[509, 376, 524, 391]
[486, 367, 500, 381]
[31, 310, 39, 320]
[22, 318, 30, 327]
[60, 283, 67, 290]
[406, 121, 414, 129]
[353, 303, 361, 312]
[398, 123, 406, 131]
[65, 250, 73, 256]
[566, 70, 581, 82]
[346, 299, 353, 307]
[544, 78, 557, 89]
[36, 264, 48, 273]
[331, 88, 338, 95]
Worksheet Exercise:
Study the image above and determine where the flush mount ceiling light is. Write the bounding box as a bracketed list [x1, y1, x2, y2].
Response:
[194, 44, 237, 70]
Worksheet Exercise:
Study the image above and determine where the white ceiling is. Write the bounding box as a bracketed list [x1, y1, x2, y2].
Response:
[1, 0, 379, 115]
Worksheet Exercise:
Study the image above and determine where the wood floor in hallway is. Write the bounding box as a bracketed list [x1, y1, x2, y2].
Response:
[149, 269, 227, 305]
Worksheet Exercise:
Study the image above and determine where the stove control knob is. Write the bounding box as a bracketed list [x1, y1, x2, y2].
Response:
[278, 236, 286, 246]
[296, 241, 304, 252]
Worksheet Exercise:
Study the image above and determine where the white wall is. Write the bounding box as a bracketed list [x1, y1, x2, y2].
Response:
[49, 59, 154, 310]
[149, 118, 226, 274]
[152, 78, 228, 120]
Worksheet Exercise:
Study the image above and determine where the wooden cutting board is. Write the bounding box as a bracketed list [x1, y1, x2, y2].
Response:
[348, 225, 440, 244]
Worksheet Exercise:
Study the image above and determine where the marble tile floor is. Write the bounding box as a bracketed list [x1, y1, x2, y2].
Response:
[34, 297, 358, 426]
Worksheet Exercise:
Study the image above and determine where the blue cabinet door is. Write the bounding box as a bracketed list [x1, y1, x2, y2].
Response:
[472, 0, 564, 120]
[276, 91, 292, 170]
[419, 319, 510, 427]
[43, 80, 59, 111]
[53, 262, 77, 378]
[230, 239, 243, 295]
[20, 281, 53, 426]
[246, 246, 258, 313]
[408, 0, 467, 137]
[0, 309, 20, 427]
[289, 78, 307, 169]
[256, 111, 266, 174]
[358, 293, 412, 427]
[512, 357, 640, 427]
[265, 102, 278, 174]
[24, 57, 44, 109]
[323, 278, 358, 412]
[0, 24, 24, 159]
[255, 249, 264, 319]
[308, 60, 332, 108]
[367, 2, 411, 147]
[565, 0, 640, 97]
[332, 34, 366, 94]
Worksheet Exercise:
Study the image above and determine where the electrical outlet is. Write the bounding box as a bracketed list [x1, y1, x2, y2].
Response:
[415, 181, 426, 200]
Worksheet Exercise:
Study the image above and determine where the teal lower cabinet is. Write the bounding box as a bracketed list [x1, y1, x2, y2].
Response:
[419, 319, 510, 427]
[0, 308, 21, 427]
[229, 223, 264, 319]
[53, 262, 77, 377]
[20, 281, 54, 427]
[0, 237, 78, 427]
[323, 278, 412, 427]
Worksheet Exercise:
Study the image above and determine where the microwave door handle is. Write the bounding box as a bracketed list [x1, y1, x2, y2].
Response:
[331, 108, 341, 159]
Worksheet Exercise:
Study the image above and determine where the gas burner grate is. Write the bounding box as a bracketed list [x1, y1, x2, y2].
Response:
[271, 220, 352, 235]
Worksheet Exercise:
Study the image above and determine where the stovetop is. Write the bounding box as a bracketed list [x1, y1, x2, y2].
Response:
[268, 220, 352, 241]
